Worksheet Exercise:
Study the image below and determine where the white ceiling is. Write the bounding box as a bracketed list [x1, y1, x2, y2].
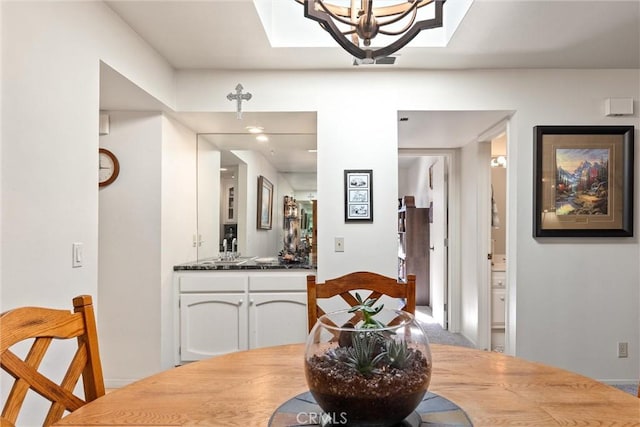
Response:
[105, 0, 639, 70]
[101, 0, 639, 188]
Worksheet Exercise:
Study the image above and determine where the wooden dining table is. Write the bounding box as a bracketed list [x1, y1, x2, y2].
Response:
[55, 343, 639, 426]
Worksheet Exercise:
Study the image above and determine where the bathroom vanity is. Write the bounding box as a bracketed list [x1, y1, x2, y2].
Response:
[490, 255, 507, 352]
[173, 259, 313, 365]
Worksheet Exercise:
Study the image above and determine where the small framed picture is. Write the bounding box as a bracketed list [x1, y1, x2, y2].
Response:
[533, 125, 634, 237]
[344, 170, 373, 222]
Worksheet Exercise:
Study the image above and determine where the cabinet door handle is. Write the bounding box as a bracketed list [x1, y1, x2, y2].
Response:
[238, 299, 243, 306]
[499, 297, 505, 301]
[249, 299, 254, 306]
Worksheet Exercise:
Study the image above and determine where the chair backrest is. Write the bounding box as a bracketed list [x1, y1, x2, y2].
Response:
[306, 271, 416, 332]
[1, 295, 105, 427]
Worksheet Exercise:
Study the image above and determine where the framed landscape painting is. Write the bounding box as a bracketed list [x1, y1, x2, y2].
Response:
[344, 169, 373, 222]
[533, 125, 634, 237]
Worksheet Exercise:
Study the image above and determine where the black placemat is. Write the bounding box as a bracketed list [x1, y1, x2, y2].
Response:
[269, 391, 473, 426]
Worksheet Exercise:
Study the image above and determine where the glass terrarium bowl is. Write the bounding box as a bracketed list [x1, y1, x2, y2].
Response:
[304, 308, 432, 426]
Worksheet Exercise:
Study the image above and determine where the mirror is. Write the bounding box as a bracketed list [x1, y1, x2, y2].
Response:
[187, 112, 317, 262]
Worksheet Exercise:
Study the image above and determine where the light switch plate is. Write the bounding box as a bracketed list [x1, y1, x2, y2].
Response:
[72, 242, 83, 268]
[334, 237, 344, 252]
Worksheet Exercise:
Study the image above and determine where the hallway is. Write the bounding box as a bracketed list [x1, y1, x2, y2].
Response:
[416, 306, 474, 348]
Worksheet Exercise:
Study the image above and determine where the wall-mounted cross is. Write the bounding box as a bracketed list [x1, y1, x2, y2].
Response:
[226, 84, 252, 119]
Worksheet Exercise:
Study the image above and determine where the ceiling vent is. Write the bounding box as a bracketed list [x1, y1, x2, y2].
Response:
[353, 56, 397, 66]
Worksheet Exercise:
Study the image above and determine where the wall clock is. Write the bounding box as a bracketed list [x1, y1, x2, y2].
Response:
[99, 148, 120, 187]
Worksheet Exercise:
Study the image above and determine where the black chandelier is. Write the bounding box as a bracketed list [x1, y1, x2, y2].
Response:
[295, 0, 445, 62]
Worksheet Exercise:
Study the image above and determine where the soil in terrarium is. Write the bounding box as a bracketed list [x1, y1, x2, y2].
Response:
[305, 347, 431, 425]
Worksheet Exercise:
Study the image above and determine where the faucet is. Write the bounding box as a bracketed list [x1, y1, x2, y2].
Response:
[222, 239, 228, 259]
[231, 238, 237, 257]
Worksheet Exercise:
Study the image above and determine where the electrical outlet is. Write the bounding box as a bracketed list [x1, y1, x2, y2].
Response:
[334, 237, 344, 252]
[617, 342, 628, 358]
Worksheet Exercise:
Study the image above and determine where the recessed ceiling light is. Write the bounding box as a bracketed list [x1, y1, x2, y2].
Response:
[256, 134, 269, 142]
[308, 149, 317, 153]
[246, 126, 264, 134]
[220, 168, 228, 171]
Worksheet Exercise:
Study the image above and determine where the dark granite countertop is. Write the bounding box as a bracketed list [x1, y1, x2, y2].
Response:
[174, 257, 315, 271]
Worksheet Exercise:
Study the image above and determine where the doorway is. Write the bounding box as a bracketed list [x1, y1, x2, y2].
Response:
[398, 151, 453, 330]
[398, 110, 513, 345]
[489, 132, 508, 352]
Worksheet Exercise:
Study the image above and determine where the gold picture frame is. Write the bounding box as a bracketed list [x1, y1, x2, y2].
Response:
[533, 125, 634, 237]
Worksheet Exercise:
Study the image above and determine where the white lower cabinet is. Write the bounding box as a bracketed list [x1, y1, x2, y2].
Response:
[249, 292, 308, 349]
[176, 271, 309, 364]
[180, 292, 248, 360]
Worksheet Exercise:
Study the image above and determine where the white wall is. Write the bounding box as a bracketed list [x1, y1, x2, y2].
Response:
[232, 150, 280, 257]
[1, 2, 176, 418]
[459, 142, 482, 346]
[403, 158, 430, 209]
[197, 138, 221, 259]
[98, 112, 163, 386]
[98, 112, 197, 386]
[491, 166, 507, 255]
[2, 1, 638, 405]
[160, 114, 199, 369]
[174, 69, 639, 381]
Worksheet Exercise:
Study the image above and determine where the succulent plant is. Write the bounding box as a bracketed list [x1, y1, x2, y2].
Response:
[344, 331, 387, 376]
[386, 339, 415, 369]
[348, 293, 386, 329]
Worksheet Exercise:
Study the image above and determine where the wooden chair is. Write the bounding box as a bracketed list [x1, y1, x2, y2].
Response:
[306, 271, 416, 332]
[0, 295, 105, 427]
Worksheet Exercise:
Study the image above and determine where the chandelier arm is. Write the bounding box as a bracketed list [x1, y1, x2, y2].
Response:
[319, 21, 357, 36]
[367, 0, 443, 59]
[315, 0, 359, 28]
[300, 0, 445, 60]
[305, 0, 370, 59]
[370, 0, 435, 19]
[378, 7, 418, 36]
[297, 0, 436, 19]
[376, 0, 420, 27]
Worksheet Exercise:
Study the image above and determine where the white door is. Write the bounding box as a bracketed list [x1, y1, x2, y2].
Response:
[429, 157, 449, 329]
[248, 292, 308, 349]
[180, 293, 248, 361]
[477, 140, 493, 351]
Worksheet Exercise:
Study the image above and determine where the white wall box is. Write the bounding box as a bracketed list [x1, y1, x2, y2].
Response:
[604, 97, 634, 116]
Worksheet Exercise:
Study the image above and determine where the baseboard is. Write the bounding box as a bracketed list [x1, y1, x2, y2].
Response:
[599, 379, 639, 385]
